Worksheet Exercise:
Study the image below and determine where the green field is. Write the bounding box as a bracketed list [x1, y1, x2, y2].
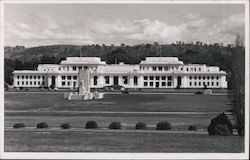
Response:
[4, 92, 244, 152]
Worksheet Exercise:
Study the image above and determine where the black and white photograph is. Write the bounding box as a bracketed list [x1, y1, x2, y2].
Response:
[0, 0, 249, 159]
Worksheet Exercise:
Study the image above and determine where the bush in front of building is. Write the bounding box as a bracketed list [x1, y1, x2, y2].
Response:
[37, 122, 48, 129]
[156, 121, 172, 130]
[188, 125, 197, 131]
[60, 123, 71, 129]
[208, 113, 233, 136]
[13, 123, 25, 128]
[135, 122, 147, 129]
[85, 121, 98, 129]
[108, 122, 121, 129]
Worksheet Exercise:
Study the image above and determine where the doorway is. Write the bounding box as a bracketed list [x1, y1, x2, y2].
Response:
[177, 76, 182, 88]
[114, 76, 119, 85]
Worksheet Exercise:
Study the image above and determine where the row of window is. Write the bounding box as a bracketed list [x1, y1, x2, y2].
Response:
[17, 81, 45, 86]
[189, 81, 219, 86]
[62, 76, 78, 80]
[190, 76, 219, 80]
[144, 81, 172, 87]
[61, 81, 77, 87]
[17, 75, 45, 80]
[144, 76, 172, 81]
[58, 66, 98, 71]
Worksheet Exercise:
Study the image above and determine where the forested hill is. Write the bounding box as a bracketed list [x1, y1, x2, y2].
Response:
[4, 42, 244, 85]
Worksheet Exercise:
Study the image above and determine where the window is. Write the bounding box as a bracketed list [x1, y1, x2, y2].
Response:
[30, 81, 32, 85]
[123, 76, 128, 84]
[144, 76, 148, 80]
[216, 82, 219, 86]
[150, 76, 154, 80]
[26, 76, 28, 79]
[207, 82, 210, 86]
[190, 76, 192, 80]
[59, 67, 61, 71]
[94, 76, 98, 85]
[134, 76, 138, 85]
[186, 68, 189, 71]
[162, 82, 166, 86]
[38, 81, 40, 85]
[17, 81, 20, 85]
[62, 76, 65, 80]
[38, 76, 40, 79]
[73, 76, 77, 80]
[207, 76, 210, 80]
[42, 81, 45, 85]
[105, 76, 109, 84]
[150, 82, 153, 86]
[189, 82, 192, 86]
[67, 67, 69, 71]
[203, 76, 205, 80]
[167, 82, 172, 86]
[194, 68, 197, 72]
[156, 76, 160, 80]
[79, 66, 82, 70]
[34, 81, 36, 85]
[159, 66, 162, 71]
[198, 76, 201, 80]
[73, 66, 77, 71]
[34, 76, 36, 79]
[168, 76, 172, 81]
[199, 82, 201, 86]
[22, 76, 24, 79]
[84, 66, 88, 70]
[26, 81, 28, 85]
[194, 76, 197, 80]
[17, 76, 20, 79]
[199, 68, 201, 71]
[62, 82, 65, 86]
[162, 76, 166, 80]
[68, 82, 70, 86]
[144, 82, 148, 86]
[194, 82, 197, 86]
[211, 82, 214, 86]
[67, 76, 71, 80]
[42, 76, 45, 79]
[153, 66, 157, 71]
[216, 76, 219, 80]
[164, 66, 168, 71]
[22, 81, 24, 85]
[211, 76, 214, 80]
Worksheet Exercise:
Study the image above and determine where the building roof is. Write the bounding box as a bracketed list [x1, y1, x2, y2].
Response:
[140, 57, 184, 65]
[60, 57, 106, 65]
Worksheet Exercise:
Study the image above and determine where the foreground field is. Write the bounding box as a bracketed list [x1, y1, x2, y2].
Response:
[5, 92, 243, 153]
[5, 130, 244, 152]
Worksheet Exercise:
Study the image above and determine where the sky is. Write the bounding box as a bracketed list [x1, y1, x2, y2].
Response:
[4, 3, 245, 47]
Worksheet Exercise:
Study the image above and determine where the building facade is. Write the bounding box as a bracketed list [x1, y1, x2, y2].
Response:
[13, 57, 228, 89]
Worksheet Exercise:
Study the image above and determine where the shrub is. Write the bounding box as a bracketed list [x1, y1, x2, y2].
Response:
[188, 125, 197, 131]
[109, 122, 121, 129]
[208, 113, 233, 136]
[13, 123, 25, 128]
[85, 121, 98, 129]
[135, 122, 147, 129]
[37, 122, 48, 129]
[156, 121, 171, 130]
[60, 123, 71, 129]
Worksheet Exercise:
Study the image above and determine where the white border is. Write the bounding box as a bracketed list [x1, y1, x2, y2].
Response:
[0, 0, 249, 159]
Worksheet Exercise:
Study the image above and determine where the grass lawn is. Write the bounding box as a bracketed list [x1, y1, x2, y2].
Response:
[5, 92, 231, 112]
[5, 92, 242, 153]
[4, 130, 244, 152]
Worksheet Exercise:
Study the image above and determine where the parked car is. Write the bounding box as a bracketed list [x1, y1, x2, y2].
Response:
[103, 85, 126, 91]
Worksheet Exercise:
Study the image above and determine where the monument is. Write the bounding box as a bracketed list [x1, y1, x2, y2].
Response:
[64, 69, 104, 100]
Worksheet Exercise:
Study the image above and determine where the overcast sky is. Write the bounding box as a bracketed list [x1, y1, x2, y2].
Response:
[4, 3, 245, 47]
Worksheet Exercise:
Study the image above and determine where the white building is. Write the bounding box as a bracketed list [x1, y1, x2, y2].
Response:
[13, 57, 228, 89]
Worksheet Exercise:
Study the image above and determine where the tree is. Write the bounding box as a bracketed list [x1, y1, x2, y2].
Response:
[228, 35, 245, 136]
